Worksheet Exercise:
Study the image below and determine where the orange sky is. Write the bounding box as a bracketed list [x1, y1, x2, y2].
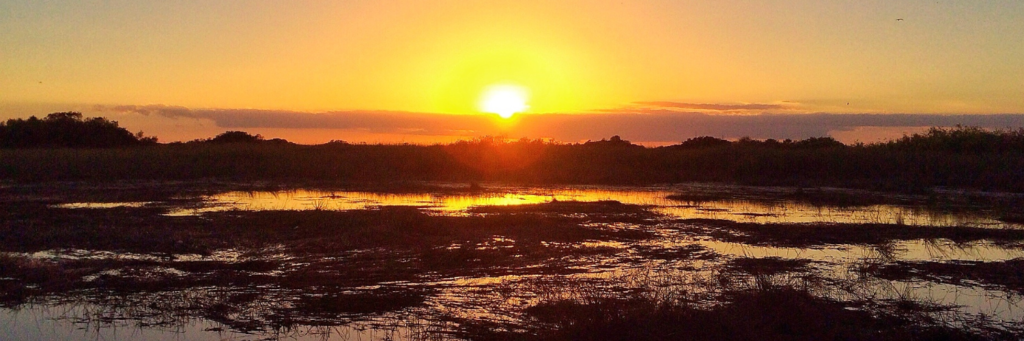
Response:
[2, 1, 1023, 143]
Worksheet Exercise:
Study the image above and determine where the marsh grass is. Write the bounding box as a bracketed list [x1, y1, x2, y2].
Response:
[724, 257, 814, 276]
[0, 198, 662, 333]
[667, 188, 888, 208]
[461, 269, 1017, 341]
[667, 185, 1024, 215]
[866, 259, 1024, 294]
[681, 219, 1024, 248]
[295, 287, 432, 316]
[0, 200, 656, 254]
[999, 213, 1024, 225]
[633, 244, 718, 261]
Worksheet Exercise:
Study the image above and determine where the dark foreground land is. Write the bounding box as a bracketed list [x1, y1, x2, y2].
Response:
[2, 182, 1024, 340]
[3, 115, 1024, 192]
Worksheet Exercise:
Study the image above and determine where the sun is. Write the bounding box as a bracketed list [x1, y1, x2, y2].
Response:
[479, 84, 529, 118]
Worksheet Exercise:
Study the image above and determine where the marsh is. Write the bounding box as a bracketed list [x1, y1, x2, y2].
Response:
[2, 182, 1023, 340]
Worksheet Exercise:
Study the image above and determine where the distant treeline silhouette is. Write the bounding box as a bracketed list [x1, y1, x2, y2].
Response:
[2, 113, 1023, 192]
[185, 131, 291, 144]
[0, 112, 156, 148]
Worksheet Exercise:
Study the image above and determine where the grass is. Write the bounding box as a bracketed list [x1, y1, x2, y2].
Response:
[470, 200, 648, 215]
[724, 257, 814, 276]
[667, 185, 1024, 212]
[633, 244, 718, 261]
[865, 258, 1024, 294]
[295, 287, 432, 316]
[0, 196, 659, 329]
[667, 188, 892, 208]
[462, 271, 1018, 341]
[680, 219, 1024, 248]
[999, 213, 1024, 225]
[0, 201, 656, 254]
[509, 290, 971, 341]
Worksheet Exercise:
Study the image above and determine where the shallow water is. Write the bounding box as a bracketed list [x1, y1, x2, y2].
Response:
[53, 201, 155, 209]
[154, 185, 1013, 228]
[698, 239, 1024, 263]
[10, 183, 1024, 340]
[0, 304, 423, 341]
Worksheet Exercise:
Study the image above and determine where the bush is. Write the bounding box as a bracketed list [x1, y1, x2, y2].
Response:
[0, 112, 156, 148]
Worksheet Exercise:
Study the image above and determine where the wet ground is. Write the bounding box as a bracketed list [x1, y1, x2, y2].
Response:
[2, 181, 1024, 340]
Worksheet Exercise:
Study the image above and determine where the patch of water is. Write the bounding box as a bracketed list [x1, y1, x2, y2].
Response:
[696, 239, 1024, 263]
[11, 183, 1024, 339]
[52, 202, 154, 209]
[17, 249, 168, 262]
[11, 248, 288, 263]
[0, 304, 425, 341]
[161, 186, 1013, 228]
[861, 280, 1024, 325]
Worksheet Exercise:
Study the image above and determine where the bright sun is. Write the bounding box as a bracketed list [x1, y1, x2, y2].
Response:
[479, 84, 529, 118]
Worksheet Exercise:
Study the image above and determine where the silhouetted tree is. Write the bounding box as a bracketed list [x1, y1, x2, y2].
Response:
[676, 136, 732, 149]
[583, 135, 642, 148]
[792, 137, 845, 149]
[883, 126, 1024, 153]
[207, 131, 264, 144]
[0, 112, 156, 148]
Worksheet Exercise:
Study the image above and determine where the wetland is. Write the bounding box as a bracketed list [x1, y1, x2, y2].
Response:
[3, 181, 1024, 340]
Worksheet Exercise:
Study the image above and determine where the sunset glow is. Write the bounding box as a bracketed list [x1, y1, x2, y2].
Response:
[480, 85, 529, 118]
[1, 1, 1023, 144]
[4, 2, 1024, 338]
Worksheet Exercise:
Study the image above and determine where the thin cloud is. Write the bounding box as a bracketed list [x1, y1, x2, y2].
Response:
[633, 101, 793, 112]
[95, 104, 1024, 143]
[99, 104, 199, 119]
[96, 105, 496, 135]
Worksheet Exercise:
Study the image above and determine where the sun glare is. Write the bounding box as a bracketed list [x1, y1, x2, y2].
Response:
[480, 84, 529, 118]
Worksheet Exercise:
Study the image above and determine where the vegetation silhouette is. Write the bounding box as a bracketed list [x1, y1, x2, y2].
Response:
[0, 112, 156, 148]
[2, 113, 1023, 192]
[183, 130, 293, 145]
[205, 130, 265, 144]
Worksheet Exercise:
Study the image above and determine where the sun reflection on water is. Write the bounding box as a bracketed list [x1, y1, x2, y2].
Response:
[169, 186, 1012, 228]
[18, 183, 1024, 340]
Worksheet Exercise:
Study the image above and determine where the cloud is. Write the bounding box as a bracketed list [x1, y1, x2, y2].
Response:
[95, 104, 1024, 143]
[98, 104, 199, 119]
[96, 105, 496, 135]
[507, 112, 1024, 142]
[633, 101, 792, 112]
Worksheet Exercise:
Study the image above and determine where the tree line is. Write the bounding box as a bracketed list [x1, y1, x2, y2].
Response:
[0, 112, 156, 148]
[2, 113, 1023, 191]
[4, 112, 1024, 153]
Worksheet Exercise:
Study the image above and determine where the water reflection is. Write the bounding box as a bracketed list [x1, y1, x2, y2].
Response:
[698, 239, 1024, 263]
[10, 183, 1024, 340]
[0, 304, 425, 341]
[164, 186, 1011, 228]
[54, 202, 154, 209]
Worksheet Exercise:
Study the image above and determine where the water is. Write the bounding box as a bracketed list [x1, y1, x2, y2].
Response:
[9, 183, 1024, 340]
[156, 185, 1012, 227]
[0, 305, 424, 341]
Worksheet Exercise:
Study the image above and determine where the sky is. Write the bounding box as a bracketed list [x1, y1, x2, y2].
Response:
[2, 0, 1023, 144]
